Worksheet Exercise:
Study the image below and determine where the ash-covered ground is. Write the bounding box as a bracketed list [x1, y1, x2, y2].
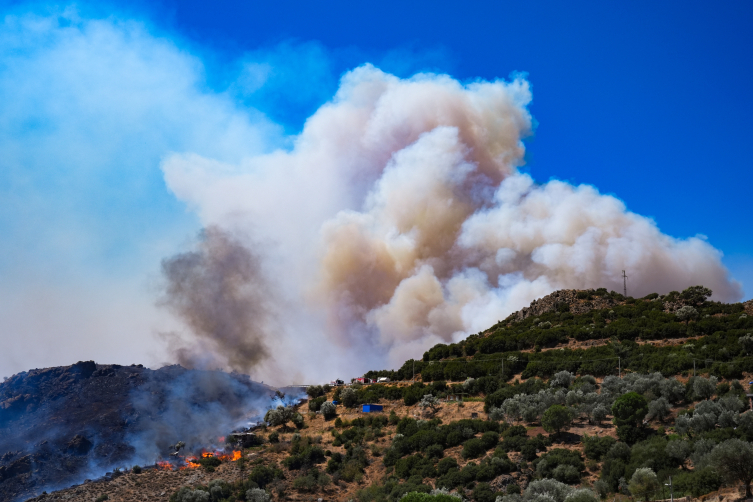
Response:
[0, 362, 278, 502]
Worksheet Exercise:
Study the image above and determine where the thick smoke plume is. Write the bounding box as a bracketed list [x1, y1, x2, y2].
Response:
[159, 226, 272, 373]
[161, 65, 742, 379]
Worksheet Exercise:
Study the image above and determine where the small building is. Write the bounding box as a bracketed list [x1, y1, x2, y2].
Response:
[362, 404, 383, 413]
[355, 377, 373, 384]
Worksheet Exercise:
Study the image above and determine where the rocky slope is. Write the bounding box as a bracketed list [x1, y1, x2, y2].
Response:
[0, 362, 275, 502]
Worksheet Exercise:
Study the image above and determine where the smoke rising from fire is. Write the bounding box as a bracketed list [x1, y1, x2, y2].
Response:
[161, 65, 741, 377]
[158, 227, 273, 373]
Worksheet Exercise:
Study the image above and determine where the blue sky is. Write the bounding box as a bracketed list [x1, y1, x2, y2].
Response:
[124, 0, 753, 262]
[0, 0, 751, 376]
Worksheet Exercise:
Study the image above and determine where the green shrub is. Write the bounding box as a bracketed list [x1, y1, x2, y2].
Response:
[131, 465, 142, 474]
[308, 396, 326, 412]
[480, 431, 499, 450]
[292, 468, 330, 492]
[472, 482, 496, 502]
[248, 464, 283, 489]
[535, 448, 584, 483]
[462, 438, 486, 459]
[437, 457, 458, 476]
[583, 434, 616, 461]
[673, 467, 722, 497]
[197, 455, 221, 472]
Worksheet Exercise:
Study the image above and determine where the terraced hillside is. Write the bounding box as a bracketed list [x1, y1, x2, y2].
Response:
[24, 286, 753, 502]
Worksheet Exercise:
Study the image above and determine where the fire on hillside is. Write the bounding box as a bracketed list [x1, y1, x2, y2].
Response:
[155, 449, 242, 471]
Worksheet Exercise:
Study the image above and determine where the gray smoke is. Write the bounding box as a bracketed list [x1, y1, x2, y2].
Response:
[159, 226, 272, 372]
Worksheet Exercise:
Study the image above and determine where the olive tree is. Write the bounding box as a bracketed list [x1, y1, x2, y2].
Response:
[665, 440, 691, 463]
[551, 371, 575, 388]
[564, 489, 598, 502]
[693, 376, 718, 401]
[264, 405, 302, 430]
[340, 387, 358, 408]
[628, 468, 660, 502]
[739, 333, 753, 356]
[705, 439, 753, 497]
[646, 397, 671, 423]
[320, 401, 337, 420]
[675, 305, 698, 325]
[418, 394, 442, 417]
[246, 488, 272, 502]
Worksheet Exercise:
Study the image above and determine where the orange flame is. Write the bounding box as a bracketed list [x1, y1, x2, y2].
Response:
[181, 457, 201, 470]
[156, 460, 173, 471]
[176, 449, 241, 468]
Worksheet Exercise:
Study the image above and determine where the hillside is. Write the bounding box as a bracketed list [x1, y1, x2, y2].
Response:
[12, 285, 753, 502]
[0, 363, 276, 502]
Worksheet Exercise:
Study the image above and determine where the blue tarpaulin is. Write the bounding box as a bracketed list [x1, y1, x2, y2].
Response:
[362, 404, 383, 412]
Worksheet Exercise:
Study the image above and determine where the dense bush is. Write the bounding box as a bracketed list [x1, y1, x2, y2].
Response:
[535, 449, 584, 484]
[583, 434, 616, 461]
[283, 436, 326, 470]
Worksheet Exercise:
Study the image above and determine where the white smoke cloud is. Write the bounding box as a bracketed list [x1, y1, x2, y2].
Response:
[0, 8, 739, 383]
[161, 65, 742, 375]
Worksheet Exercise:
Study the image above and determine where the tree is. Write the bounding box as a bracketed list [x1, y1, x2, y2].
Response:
[591, 404, 608, 424]
[692, 376, 717, 401]
[564, 489, 598, 502]
[551, 371, 575, 388]
[264, 405, 302, 430]
[340, 387, 358, 408]
[665, 440, 691, 464]
[611, 392, 648, 427]
[542, 405, 573, 436]
[306, 385, 325, 399]
[320, 401, 337, 420]
[679, 285, 712, 305]
[246, 489, 272, 502]
[705, 439, 753, 497]
[646, 397, 671, 423]
[739, 334, 753, 355]
[675, 305, 698, 325]
[418, 394, 441, 417]
[628, 467, 660, 501]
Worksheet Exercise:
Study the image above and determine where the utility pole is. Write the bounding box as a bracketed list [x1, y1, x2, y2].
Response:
[622, 270, 628, 297]
[413, 360, 415, 383]
[693, 360, 696, 378]
[665, 476, 673, 502]
[618, 357, 621, 379]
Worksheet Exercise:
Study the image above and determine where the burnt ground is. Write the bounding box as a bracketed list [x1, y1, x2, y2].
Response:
[0, 362, 275, 502]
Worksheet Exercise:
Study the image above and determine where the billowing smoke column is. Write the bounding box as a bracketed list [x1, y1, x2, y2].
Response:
[160, 65, 741, 379]
[159, 226, 272, 372]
